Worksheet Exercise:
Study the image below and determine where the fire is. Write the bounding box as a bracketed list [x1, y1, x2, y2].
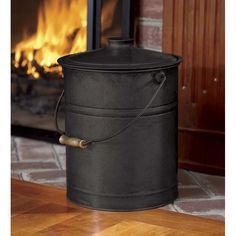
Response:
[13, 0, 87, 79]
[101, 0, 118, 45]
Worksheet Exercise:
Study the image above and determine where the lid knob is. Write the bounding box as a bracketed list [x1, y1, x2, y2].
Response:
[108, 37, 134, 48]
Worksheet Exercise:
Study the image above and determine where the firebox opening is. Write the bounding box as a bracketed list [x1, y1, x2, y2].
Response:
[11, 0, 133, 134]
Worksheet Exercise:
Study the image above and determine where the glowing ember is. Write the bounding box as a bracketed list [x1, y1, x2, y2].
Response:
[13, 0, 87, 79]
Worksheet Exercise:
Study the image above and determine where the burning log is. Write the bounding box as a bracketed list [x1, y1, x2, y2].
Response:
[11, 51, 63, 81]
[67, 27, 80, 43]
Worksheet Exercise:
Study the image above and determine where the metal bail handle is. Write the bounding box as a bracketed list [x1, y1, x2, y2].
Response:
[54, 70, 167, 149]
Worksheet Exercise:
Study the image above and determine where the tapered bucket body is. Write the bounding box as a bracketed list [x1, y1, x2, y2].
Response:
[58, 38, 182, 211]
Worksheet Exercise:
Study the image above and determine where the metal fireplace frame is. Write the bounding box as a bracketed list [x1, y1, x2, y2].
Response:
[87, 0, 134, 50]
[11, 0, 134, 144]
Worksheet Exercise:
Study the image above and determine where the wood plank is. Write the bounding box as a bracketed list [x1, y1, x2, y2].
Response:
[103, 210, 224, 235]
[92, 220, 211, 236]
[191, 0, 205, 127]
[162, 0, 174, 52]
[11, 193, 45, 217]
[32, 212, 118, 236]
[11, 179, 224, 236]
[11, 178, 85, 210]
[12, 203, 80, 236]
[198, 0, 218, 130]
[173, 0, 184, 99]
[213, 0, 225, 130]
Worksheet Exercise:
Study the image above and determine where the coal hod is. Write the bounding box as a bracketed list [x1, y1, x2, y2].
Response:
[57, 37, 182, 211]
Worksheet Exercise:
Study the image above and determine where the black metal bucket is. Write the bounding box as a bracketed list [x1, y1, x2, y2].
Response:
[56, 38, 182, 211]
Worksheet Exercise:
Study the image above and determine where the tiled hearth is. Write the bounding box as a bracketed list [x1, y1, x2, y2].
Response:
[11, 137, 225, 221]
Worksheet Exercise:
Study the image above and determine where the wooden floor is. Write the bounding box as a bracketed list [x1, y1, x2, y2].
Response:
[12, 179, 224, 236]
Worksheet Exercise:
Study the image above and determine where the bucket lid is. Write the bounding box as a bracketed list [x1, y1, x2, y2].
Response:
[58, 37, 182, 71]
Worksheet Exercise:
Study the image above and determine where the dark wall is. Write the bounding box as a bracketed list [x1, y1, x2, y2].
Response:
[11, 0, 43, 49]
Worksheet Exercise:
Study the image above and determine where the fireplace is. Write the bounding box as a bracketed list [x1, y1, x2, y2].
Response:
[11, 0, 134, 142]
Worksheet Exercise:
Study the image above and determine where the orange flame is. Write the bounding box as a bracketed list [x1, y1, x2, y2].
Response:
[13, 0, 87, 79]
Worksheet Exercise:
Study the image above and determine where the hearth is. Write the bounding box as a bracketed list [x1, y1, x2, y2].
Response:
[11, 0, 134, 142]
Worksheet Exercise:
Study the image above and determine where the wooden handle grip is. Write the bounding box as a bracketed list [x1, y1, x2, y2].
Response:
[59, 135, 87, 149]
